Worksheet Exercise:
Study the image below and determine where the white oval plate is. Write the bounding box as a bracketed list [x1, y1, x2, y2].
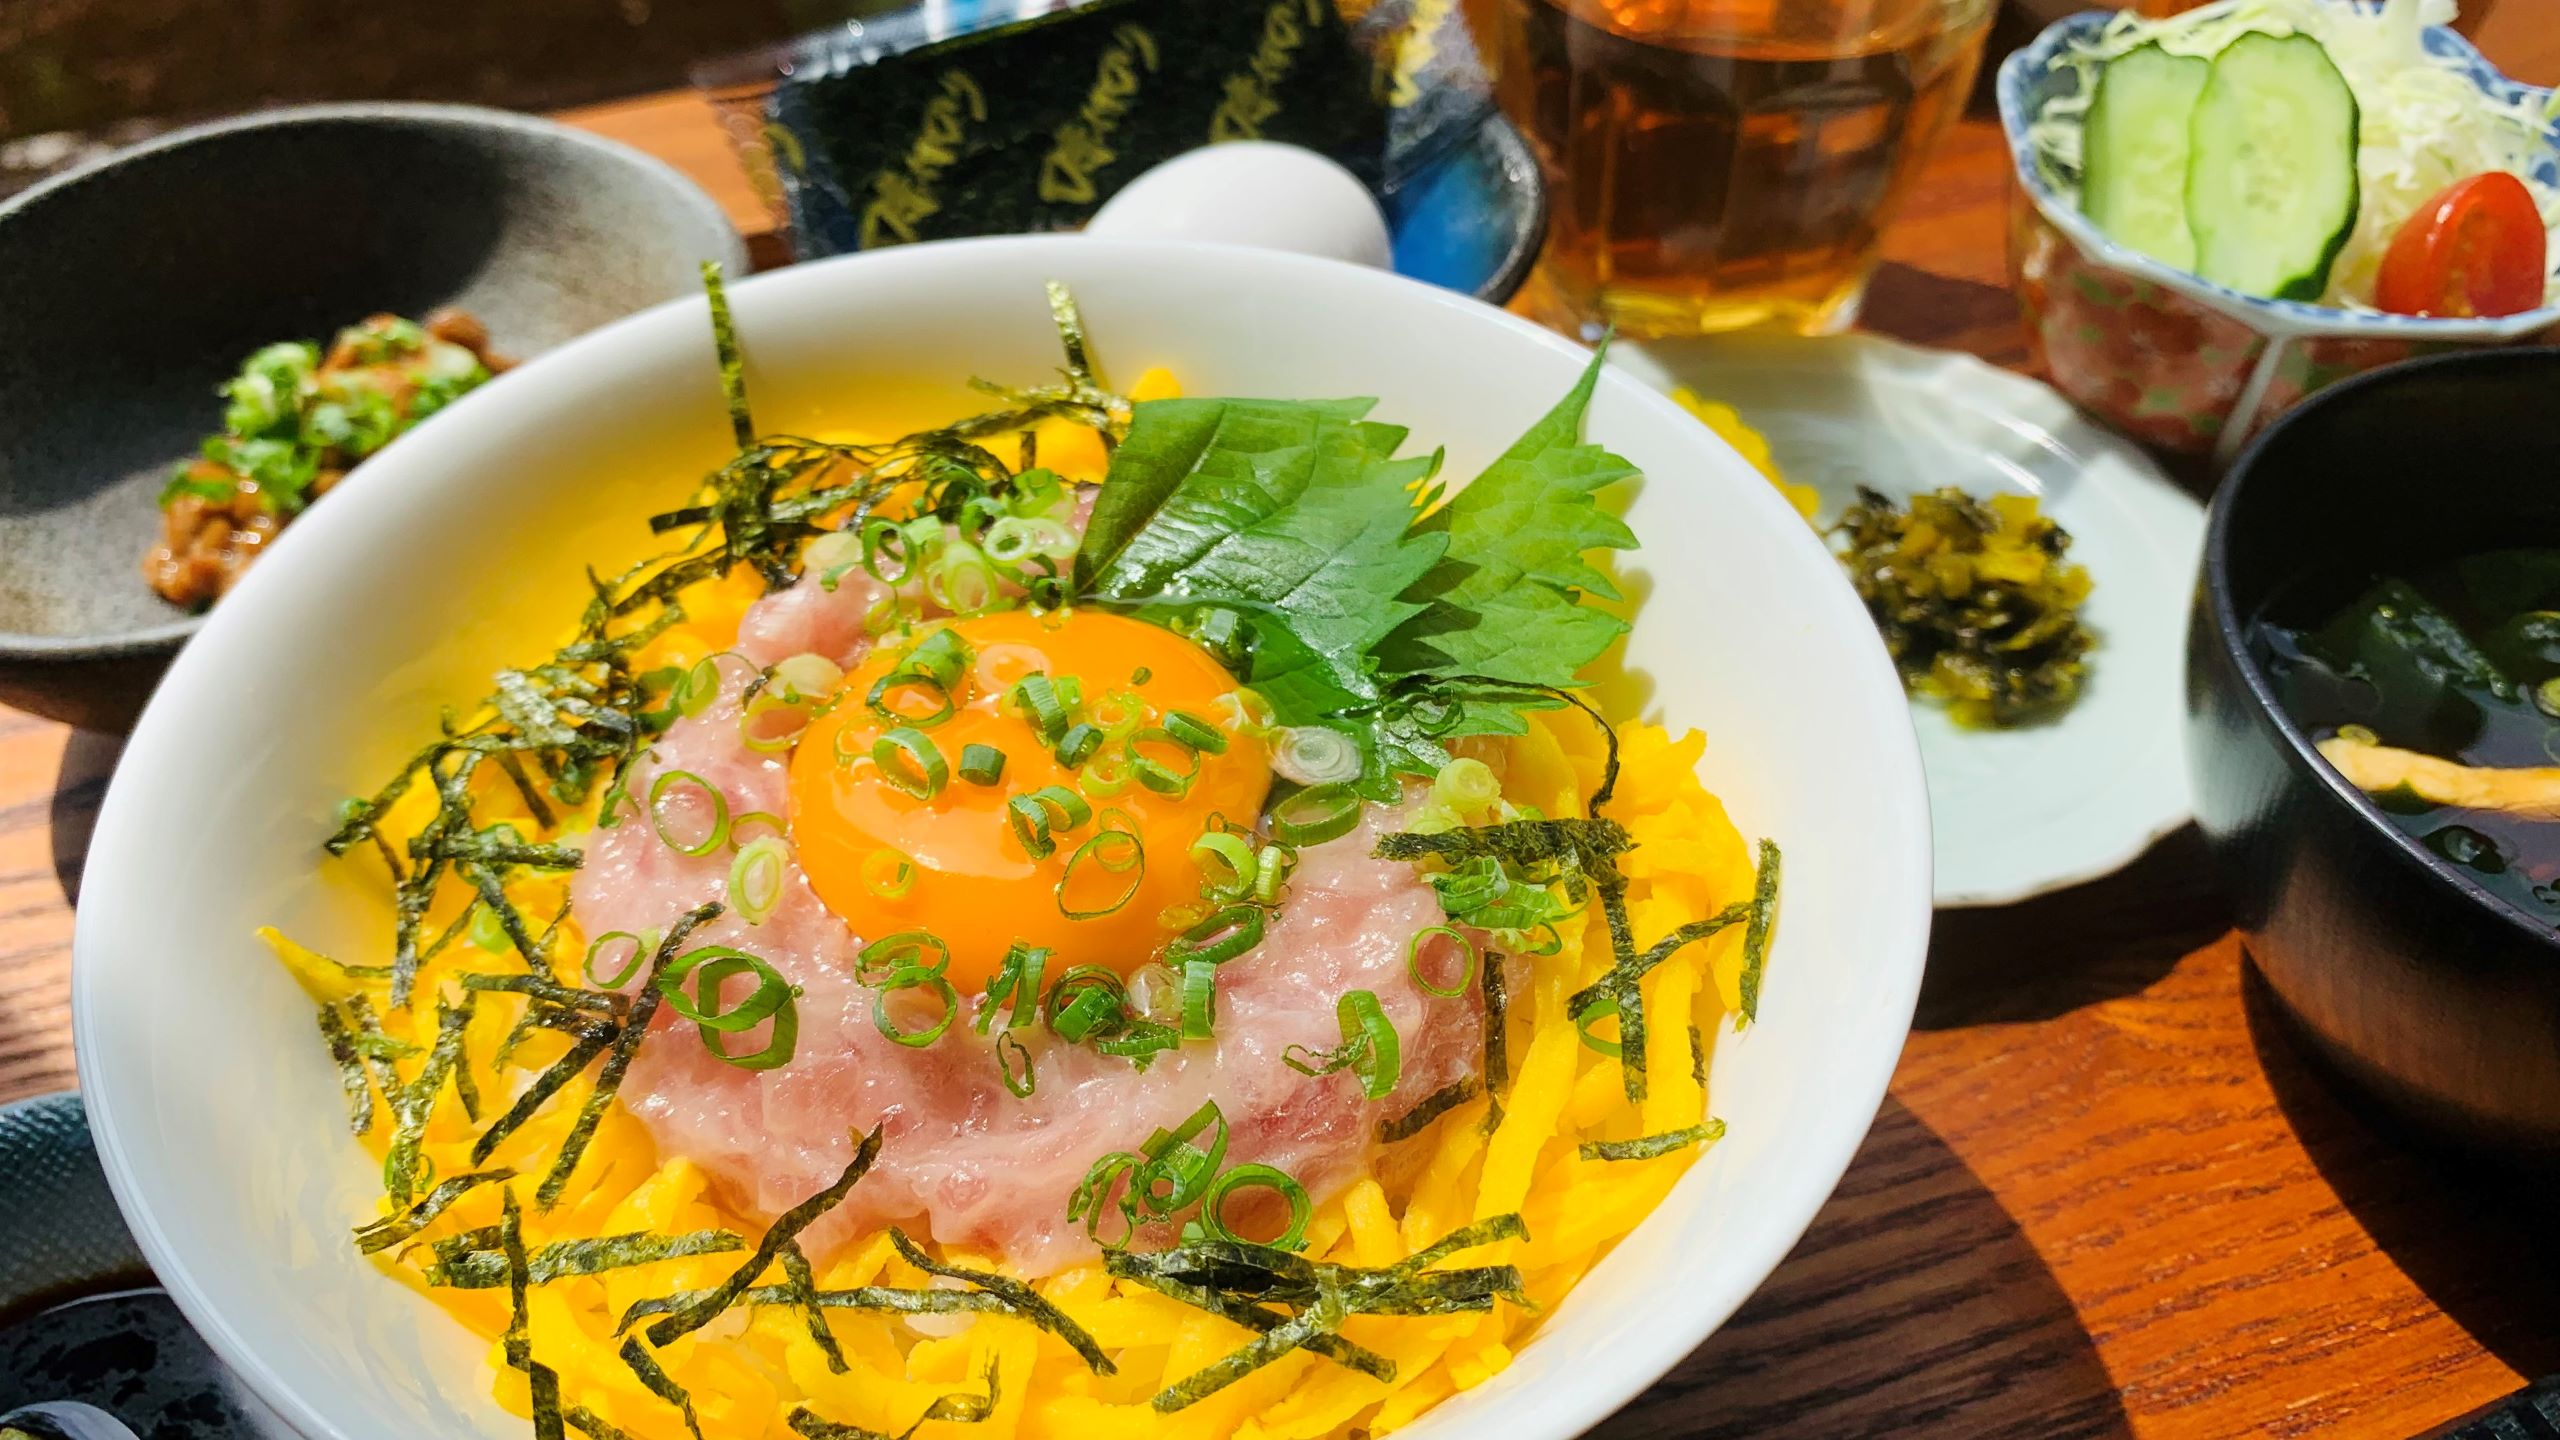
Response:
[1614, 333, 2205, 908]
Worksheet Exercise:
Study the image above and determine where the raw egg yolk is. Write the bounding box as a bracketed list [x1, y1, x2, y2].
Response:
[790, 609, 1270, 990]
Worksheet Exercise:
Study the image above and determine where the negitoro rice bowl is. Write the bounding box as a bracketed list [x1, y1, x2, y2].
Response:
[70, 238, 1932, 1440]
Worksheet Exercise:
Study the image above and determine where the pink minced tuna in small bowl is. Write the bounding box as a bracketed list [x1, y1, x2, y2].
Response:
[1997, 0, 2560, 462]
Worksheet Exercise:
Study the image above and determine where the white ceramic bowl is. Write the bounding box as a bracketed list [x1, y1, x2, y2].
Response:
[72, 238, 1932, 1440]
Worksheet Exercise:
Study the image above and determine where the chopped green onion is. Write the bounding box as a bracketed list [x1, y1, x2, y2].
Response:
[1179, 959, 1219, 1039]
[868, 672, 954, 729]
[1269, 783, 1361, 847]
[904, 628, 973, 690]
[1168, 905, 1265, 968]
[1338, 991, 1401, 1100]
[977, 941, 1050, 1034]
[1407, 926, 1474, 999]
[730, 810, 786, 847]
[958, 744, 1007, 787]
[656, 946, 800, 1071]
[1135, 1101, 1228, 1216]
[1045, 967, 1127, 1043]
[1008, 785, 1092, 861]
[1082, 750, 1133, 796]
[678, 656, 724, 717]
[1089, 689, 1146, 738]
[805, 530, 862, 592]
[768, 653, 843, 704]
[1190, 832, 1255, 903]
[1123, 962, 1182, 1028]
[1252, 843, 1297, 905]
[1058, 829, 1145, 919]
[1131, 667, 1154, 685]
[1193, 1164, 1311, 1251]
[871, 966, 958, 1048]
[584, 931, 650, 988]
[1271, 726, 1360, 786]
[926, 539, 999, 613]
[728, 837, 790, 925]
[1008, 674, 1067, 743]
[649, 770, 730, 857]
[741, 688, 815, 753]
[873, 728, 948, 799]
[1164, 711, 1227, 755]
[468, 902, 510, 953]
[1054, 722, 1105, 769]
[1432, 757, 1500, 813]
[1067, 1151, 1143, 1247]
[857, 931, 948, 985]
[1574, 995, 1624, 1058]
[997, 1032, 1036, 1097]
[1127, 727, 1200, 797]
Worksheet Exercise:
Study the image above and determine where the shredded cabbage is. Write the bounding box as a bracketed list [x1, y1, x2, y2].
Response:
[2027, 0, 2560, 308]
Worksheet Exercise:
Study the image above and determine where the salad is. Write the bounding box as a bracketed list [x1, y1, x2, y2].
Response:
[2027, 0, 2560, 316]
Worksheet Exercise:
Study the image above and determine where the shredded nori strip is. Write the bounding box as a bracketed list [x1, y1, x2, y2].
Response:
[383, 994, 477, 1205]
[460, 971, 628, 1015]
[619, 1336, 703, 1440]
[616, 1283, 1017, 1331]
[1373, 816, 1631, 872]
[317, 1001, 375, 1134]
[787, 1359, 1000, 1440]
[564, 1410, 634, 1440]
[1569, 901, 1750, 1102]
[1480, 950, 1510, 1135]
[470, 1019, 618, 1166]
[1739, 839, 1780, 1024]
[885, 1228, 1115, 1375]
[429, 1228, 748, 1290]
[343, 994, 407, 1106]
[538, 902, 721, 1207]
[1107, 1215, 1530, 1410]
[1379, 1077, 1481, 1144]
[1689, 1024, 1707, 1090]
[642, 1123, 884, 1347]
[354, 1167, 515, 1254]
[1578, 1119, 1727, 1163]
[500, 1191, 568, 1440]
[703, 261, 755, 450]
[780, 1241, 850, 1374]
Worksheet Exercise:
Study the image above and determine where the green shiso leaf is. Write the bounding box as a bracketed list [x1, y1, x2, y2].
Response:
[1578, 1118, 1726, 1162]
[1376, 348, 1637, 699]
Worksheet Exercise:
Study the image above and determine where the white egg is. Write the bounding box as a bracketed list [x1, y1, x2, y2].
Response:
[1085, 141, 1393, 269]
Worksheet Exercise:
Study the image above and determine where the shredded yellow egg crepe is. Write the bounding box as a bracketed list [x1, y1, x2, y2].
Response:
[268, 276, 1779, 1440]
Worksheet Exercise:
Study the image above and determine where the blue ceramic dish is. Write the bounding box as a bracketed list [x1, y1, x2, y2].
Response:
[1994, 8, 2560, 461]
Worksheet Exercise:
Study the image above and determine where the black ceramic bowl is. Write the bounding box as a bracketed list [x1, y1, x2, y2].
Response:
[2191, 347, 2560, 1154]
[0, 104, 747, 732]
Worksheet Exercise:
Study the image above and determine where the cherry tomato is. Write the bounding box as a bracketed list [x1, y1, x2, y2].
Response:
[2375, 171, 2549, 318]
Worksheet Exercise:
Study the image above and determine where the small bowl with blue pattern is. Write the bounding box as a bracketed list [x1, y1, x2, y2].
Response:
[1996, 9, 2560, 464]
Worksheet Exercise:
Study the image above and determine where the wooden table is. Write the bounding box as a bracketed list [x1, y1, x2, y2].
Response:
[11, 14, 2560, 1435]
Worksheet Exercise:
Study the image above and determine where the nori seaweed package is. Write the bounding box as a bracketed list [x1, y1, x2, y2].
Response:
[713, 0, 1465, 257]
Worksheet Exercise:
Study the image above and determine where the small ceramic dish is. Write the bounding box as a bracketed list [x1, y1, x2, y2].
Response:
[74, 236, 1930, 1440]
[0, 104, 748, 733]
[1615, 333, 2206, 907]
[1996, 11, 2560, 464]
[2191, 347, 2560, 1154]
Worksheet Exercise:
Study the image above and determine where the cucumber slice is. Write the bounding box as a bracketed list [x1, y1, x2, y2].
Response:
[2185, 32, 2360, 301]
[2083, 44, 2211, 269]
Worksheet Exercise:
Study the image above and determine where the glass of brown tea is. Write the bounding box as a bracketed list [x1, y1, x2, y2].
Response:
[1473, 0, 1995, 338]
